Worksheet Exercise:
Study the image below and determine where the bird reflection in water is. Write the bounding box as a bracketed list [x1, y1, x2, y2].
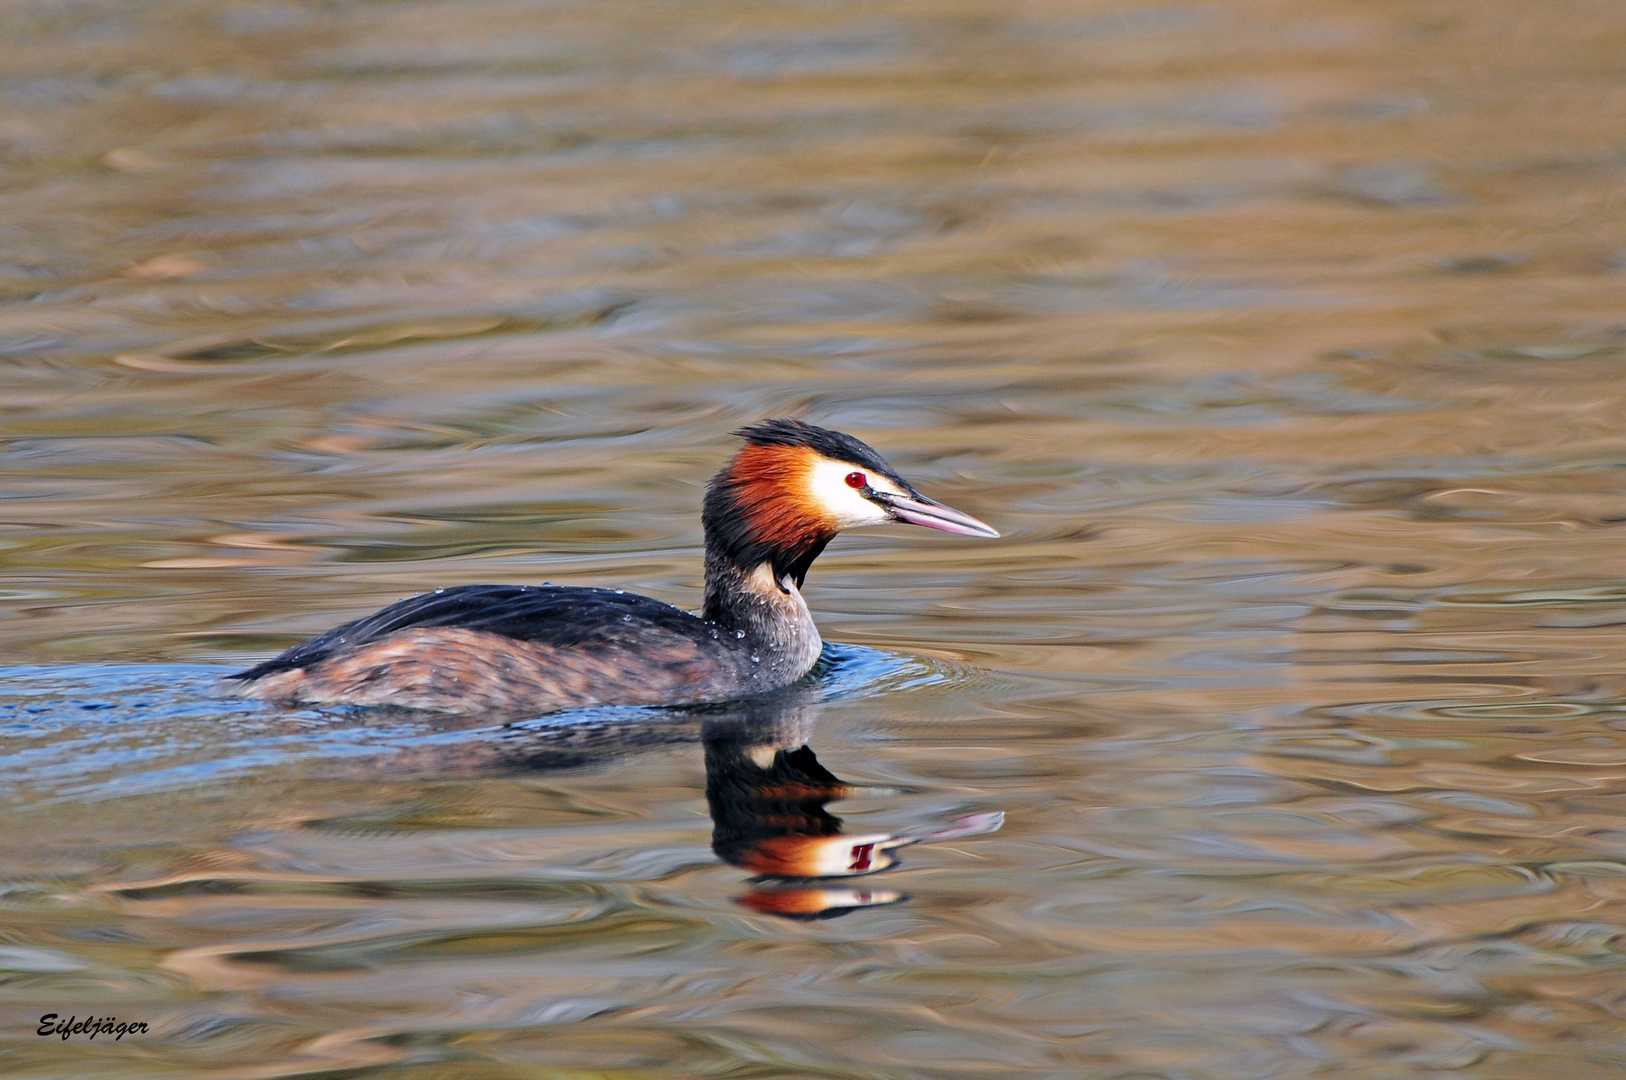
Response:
[704, 711, 1003, 919]
[474, 679, 1003, 920]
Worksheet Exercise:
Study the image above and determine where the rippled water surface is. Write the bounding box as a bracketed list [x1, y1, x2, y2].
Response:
[4, 1, 1626, 1076]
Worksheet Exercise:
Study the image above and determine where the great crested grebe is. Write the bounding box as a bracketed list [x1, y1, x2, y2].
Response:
[225, 419, 997, 716]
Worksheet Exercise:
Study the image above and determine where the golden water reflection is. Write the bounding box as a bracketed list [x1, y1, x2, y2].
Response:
[3, 0, 1626, 1075]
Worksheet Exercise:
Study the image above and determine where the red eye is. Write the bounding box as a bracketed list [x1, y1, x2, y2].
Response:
[845, 471, 867, 489]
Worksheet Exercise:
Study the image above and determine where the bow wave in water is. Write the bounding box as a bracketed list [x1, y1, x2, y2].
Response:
[0, 643, 960, 800]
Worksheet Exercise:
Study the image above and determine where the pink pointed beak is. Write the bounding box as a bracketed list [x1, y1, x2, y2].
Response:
[878, 492, 999, 538]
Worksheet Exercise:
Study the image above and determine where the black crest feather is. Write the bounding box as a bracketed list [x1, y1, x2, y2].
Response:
[731, 418, 910, 488]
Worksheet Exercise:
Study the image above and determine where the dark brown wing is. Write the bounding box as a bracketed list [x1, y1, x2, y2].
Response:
[227, 584, 718, 682]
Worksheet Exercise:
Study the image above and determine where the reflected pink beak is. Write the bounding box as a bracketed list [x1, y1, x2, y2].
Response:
[879, 492, 1000, 538]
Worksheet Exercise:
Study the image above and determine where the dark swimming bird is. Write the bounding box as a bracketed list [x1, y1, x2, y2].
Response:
[224, 419, 998, 716]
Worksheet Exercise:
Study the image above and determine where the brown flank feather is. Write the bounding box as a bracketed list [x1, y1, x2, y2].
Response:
[238, 627, 733, 716]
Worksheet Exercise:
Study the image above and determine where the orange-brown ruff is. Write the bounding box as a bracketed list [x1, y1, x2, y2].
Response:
[723, 442, 833, 561]
[225, 419, 998, 717]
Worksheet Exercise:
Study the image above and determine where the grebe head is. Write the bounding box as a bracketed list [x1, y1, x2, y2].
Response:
[703, 418, 998, 589]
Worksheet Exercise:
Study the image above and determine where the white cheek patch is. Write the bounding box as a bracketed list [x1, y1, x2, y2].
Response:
[807, 458, 896, 528]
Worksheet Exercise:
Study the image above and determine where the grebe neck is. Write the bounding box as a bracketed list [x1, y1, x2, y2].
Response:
[701, 551, 824, 681]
